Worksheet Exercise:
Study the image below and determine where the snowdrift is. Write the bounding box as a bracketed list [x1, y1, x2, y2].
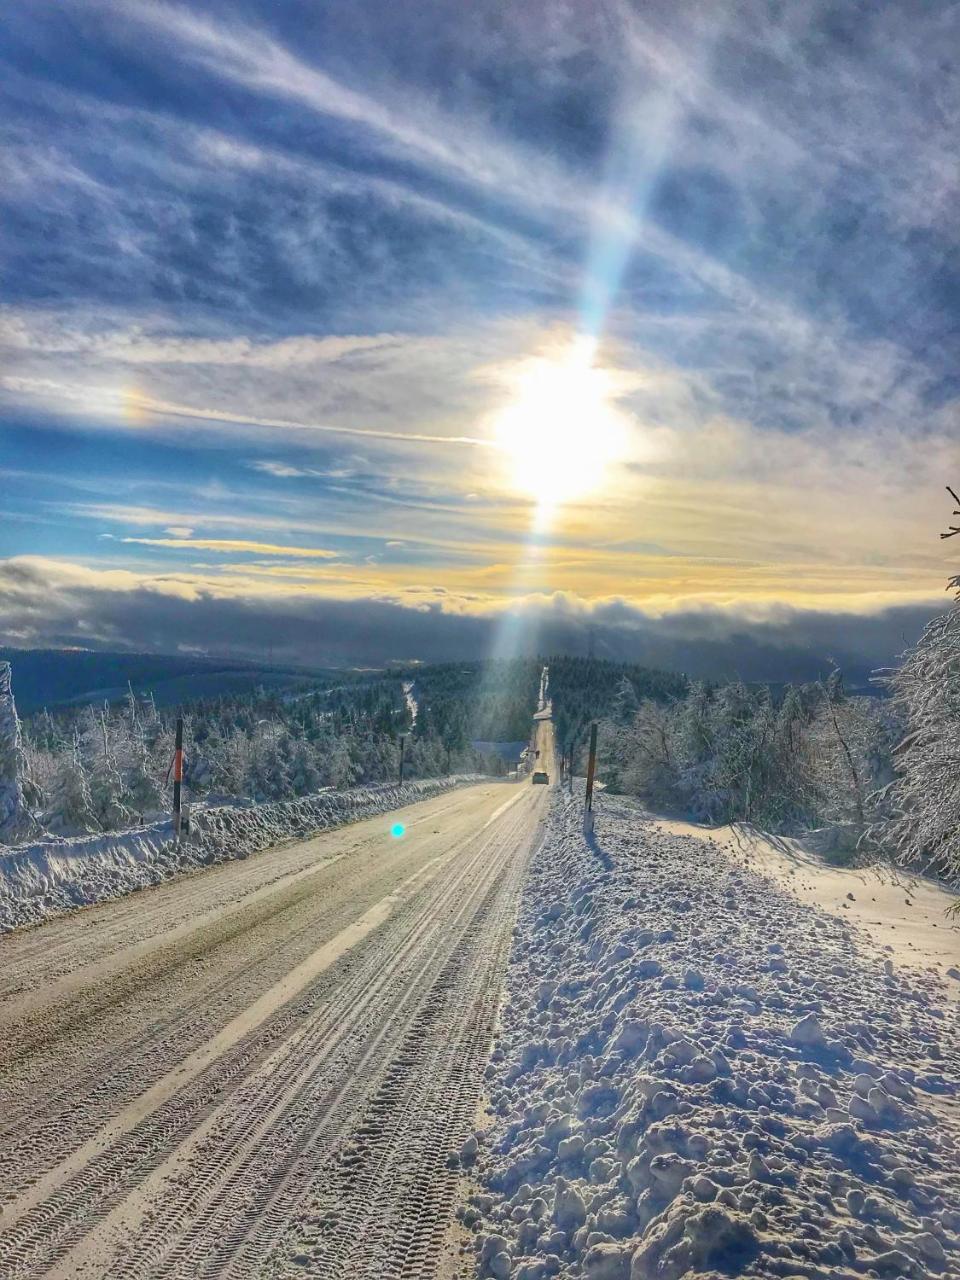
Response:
[464, 789, 960, 1280]
[0, 774, 484, 934]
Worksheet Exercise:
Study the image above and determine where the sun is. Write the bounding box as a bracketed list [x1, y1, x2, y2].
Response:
[492, 339, 629, 512]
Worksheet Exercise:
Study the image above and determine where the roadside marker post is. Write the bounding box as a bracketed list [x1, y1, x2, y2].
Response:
[583, 721, 598, 838]
[173, 715, 184, 841]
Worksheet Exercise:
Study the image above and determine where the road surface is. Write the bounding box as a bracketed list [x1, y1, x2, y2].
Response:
[0, 720, 553, 1279]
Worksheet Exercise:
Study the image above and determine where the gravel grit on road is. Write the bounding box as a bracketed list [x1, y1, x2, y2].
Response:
[460, 790, 960, 1280]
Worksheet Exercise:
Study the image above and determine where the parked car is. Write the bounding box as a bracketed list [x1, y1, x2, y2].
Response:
[532, 770, 549, 785]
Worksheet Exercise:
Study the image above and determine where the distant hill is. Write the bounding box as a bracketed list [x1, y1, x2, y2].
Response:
[0, 648, 325, 714]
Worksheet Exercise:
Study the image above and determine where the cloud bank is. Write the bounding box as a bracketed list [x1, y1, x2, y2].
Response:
[0, 556, 942, 687]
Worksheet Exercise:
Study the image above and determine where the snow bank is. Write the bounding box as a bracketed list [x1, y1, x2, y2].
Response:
[463, 790, 960, 1280]
[0, 774, 484, 934]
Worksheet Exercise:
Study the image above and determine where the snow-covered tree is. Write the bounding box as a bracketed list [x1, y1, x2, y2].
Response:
[809, 680, 867, 827]
[246, 727, 292, 801]
[81, 706, 130, 830]
[45, 732, 100, 834]
[619, 700, 679, 806]
[324, 734, 360, 788]
[288, 738, 322, 794]
[0, 661, 32, 841]
[121, 709, 165, 818]
[882, 600, 960, 880]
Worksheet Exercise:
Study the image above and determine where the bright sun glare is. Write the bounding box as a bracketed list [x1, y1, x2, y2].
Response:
[493, 339, 629, 512]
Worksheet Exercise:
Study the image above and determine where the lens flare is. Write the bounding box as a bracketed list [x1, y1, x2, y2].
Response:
[390, 822, 406, 839]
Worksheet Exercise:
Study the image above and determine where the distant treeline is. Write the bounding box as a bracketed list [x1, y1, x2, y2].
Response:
[9, 615, 960, 887]
[585, 672, 897, 854]
[14, 667, 525, 837]
[0, 647, 317, 714]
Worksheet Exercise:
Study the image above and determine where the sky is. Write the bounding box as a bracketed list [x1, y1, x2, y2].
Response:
[1, 0, 958, 676]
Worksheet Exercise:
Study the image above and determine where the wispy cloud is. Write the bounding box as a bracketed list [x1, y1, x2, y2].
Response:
[119, 537, 340, 559]
[0, 373, 491, 447]
[0, 315, 397, 367]
[106, 0, 571, 211]
[249, 460, 309, 478]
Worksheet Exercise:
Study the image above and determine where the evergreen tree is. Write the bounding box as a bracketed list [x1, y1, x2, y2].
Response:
[878, 599, 960, 878]
[611, 675, 640, 726]
[82, 707, 129, 830]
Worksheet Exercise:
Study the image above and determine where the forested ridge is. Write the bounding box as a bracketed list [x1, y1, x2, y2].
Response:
[11, 685, 399, 836]
[3, 658, 544, 837]
[1, 652, 689, 838]
[547, 655, 689, 764]
[0, 647, 317, 713]
[397, 659, 543, 745]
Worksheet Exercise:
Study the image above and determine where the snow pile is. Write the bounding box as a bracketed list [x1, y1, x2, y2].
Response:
[464, 791, 960, 1280]
[0, 773, 484, 933]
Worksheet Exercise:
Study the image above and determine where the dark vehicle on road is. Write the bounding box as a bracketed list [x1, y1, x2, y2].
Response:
[532, 771, 549, 785]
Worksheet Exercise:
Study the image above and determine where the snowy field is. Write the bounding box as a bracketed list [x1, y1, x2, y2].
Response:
[657, 819, 960, 1000]
[0, 773, 484, 934]
[463, 790, 960, 1280]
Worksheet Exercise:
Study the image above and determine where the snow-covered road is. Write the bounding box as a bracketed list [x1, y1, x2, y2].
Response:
[465, 791, 960, 1280]
[0, 774, 485, 935]
[0, 768, 550, 1278]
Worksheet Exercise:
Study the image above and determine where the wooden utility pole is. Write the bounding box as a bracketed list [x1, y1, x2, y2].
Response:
[584, 721, 598, 836]
[173, 715, 184, 840]
[584, 723, 598, 809]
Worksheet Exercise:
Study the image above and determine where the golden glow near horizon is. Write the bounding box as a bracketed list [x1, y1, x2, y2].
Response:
[491, 338, 629, 515]
[4, 315, 953, 622]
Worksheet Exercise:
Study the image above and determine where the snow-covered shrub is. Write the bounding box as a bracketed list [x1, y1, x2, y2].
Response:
[805, 682, 898, 858]
[600, 700, 680, 806]
[43, 733, 100, 835]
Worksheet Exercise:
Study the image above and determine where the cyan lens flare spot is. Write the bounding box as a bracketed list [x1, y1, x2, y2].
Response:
[390, 822, 406, 839]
